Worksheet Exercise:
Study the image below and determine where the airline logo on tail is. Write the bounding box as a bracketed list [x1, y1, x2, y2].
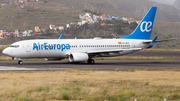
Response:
[120, 7, 157, 40]
[140, 21, 152, 32]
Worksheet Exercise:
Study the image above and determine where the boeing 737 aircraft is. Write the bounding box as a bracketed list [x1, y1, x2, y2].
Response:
[3, 7, 162, 65]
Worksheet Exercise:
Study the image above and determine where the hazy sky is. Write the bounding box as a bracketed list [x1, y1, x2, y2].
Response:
[168, 0, 176, 3]
[151, 0, 176, 5]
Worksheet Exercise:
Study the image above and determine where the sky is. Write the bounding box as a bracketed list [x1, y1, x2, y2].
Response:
[168, 0, 176, 3]
[151, 0, 176, 5]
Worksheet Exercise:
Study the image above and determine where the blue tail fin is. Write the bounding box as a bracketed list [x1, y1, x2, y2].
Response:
[120, 7, 157, 40]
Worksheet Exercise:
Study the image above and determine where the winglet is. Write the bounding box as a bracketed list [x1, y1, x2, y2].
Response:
[147, 36, 158, 48]
[59, 33, 63, 39]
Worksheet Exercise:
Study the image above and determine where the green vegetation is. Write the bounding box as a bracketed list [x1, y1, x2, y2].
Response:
[1, 70, 180, 100]
[64, 20, 137, 39]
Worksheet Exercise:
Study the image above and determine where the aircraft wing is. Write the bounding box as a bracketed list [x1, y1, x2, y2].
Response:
[87, 48, 142, 54]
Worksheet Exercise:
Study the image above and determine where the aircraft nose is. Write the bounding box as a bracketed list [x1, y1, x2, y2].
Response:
[2, 48, 10, 55]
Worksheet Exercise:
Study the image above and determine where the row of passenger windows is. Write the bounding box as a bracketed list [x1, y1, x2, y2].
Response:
[71, 45, 130, 48]
[34, 46, 69, 48]
[34, 45, 131, 48]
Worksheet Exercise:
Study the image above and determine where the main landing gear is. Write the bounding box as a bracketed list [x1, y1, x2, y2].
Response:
[18, 60, 23, 65]
[87, 59, 95, 64]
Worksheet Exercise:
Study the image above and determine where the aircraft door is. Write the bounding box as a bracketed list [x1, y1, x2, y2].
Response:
[132, 41, 136, 48]
[26, 43, 31, 52]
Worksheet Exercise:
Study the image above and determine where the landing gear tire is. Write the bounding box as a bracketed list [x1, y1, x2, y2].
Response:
[87, 59, 95, 64]
[18, 61, 23, 65]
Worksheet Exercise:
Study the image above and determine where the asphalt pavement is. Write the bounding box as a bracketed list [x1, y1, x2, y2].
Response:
[0, 50, 180, 71]
[0, 60, 180, 71]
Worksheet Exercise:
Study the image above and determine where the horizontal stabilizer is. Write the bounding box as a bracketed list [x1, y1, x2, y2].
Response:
[146, 36, 158, 48]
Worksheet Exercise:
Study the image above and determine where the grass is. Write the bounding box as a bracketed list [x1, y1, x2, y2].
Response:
[0, 56, 45, 61]
[0, 70, 180, 100]
[0, 56, 12, 61]
[0, 46, 8, 50]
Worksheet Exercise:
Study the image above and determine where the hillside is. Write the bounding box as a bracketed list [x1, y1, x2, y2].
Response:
[107, 0, 180, 22]
[50, 0, 180, 37]
[0, 1, 82, 31]
[51, 0, 134, 18]
[50, 0, 180, 22]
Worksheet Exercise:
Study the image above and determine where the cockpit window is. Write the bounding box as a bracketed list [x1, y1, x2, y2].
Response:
[9, 45, 19, 48]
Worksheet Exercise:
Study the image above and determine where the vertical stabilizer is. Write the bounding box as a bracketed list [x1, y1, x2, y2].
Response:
[120, 7, 157, 40]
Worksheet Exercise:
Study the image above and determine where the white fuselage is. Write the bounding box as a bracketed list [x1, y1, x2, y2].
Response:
[3, 38, 151, 59]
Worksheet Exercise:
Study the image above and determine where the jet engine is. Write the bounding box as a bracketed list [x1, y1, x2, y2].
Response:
[69, 53, 89, 62]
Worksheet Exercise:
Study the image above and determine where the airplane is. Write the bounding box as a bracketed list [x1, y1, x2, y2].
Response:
[2, 7, 171, 65]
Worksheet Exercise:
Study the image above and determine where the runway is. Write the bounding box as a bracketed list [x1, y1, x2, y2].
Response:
[0, 50, 180, 71]
[0, 60, 180, 71]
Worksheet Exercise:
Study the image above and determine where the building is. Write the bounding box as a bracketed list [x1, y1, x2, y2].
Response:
[19, 31, 23, 37]
[122, 17, 134, 22]
[0, 32, 3, 39]
[15, 29, 20, 37]
[3, 33, 16, 38]
[128, 20, 141, 24]
[22, 30, 33, 36]
[58, 26, 64, 31]
[35, 26, 41, 33]
[49, 24, 56, 30]
[66, 24, 70, 28]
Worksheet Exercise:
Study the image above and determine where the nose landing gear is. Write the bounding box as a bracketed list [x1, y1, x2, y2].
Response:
[13, 58, 23, 65]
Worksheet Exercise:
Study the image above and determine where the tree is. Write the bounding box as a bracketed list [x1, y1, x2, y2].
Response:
[56, 28, 60, 31]
[45, 28, 51, 34]
[130, 22, 138, 30]
[114, 23, 124, 35]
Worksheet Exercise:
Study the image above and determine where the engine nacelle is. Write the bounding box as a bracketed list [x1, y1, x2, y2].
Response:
[69, 53, 89, 62]
[45, 58, 63, 61]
